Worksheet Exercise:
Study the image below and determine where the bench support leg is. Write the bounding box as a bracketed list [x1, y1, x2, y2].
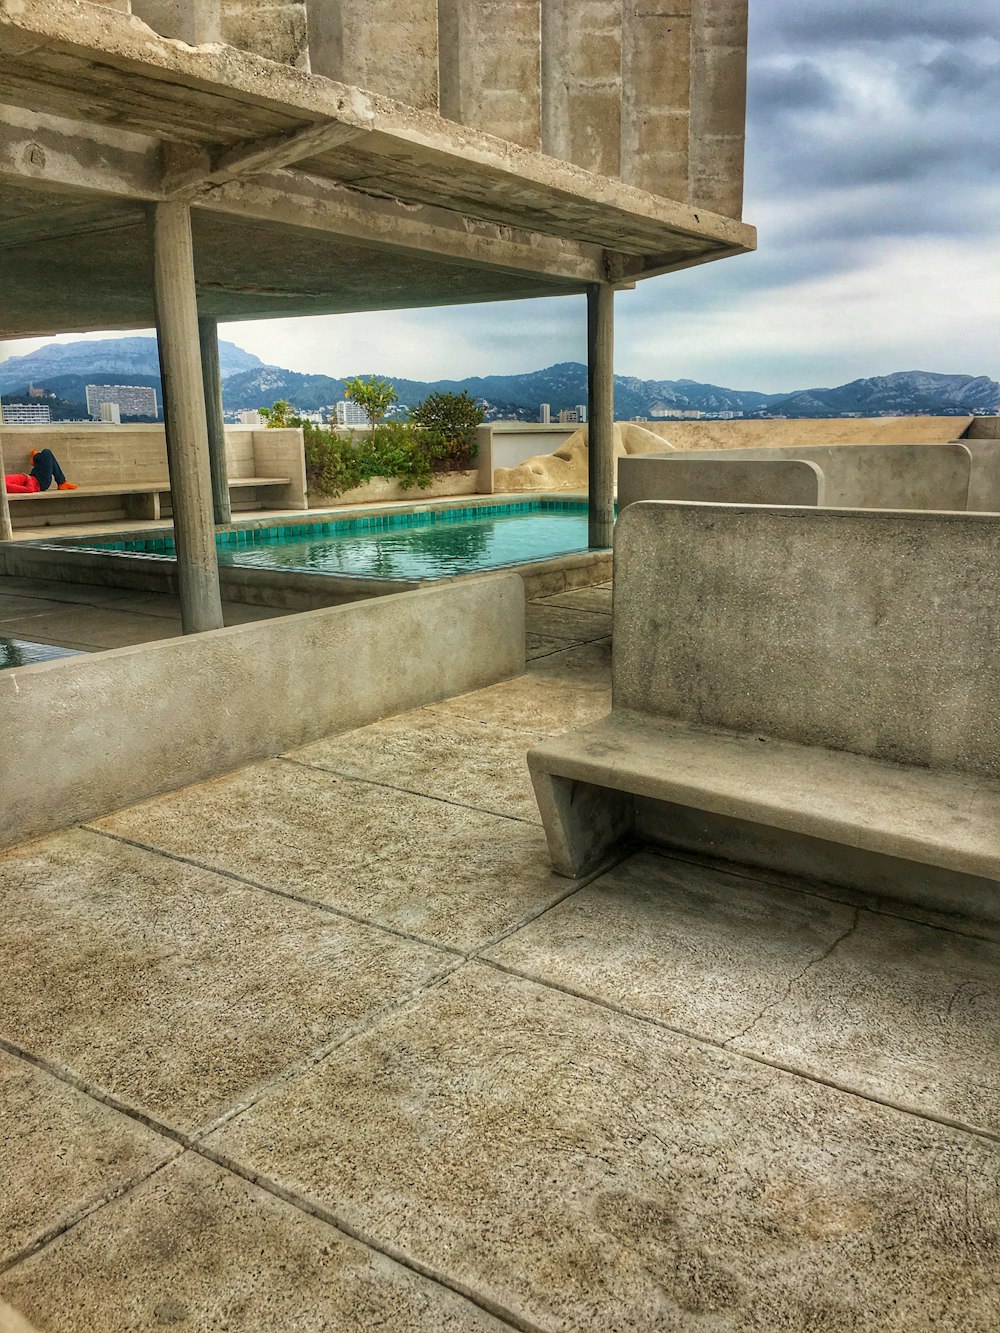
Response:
[530, 769, 635, 878]
[198, 315, 233, 527]
[587, 282, 615, 549]
[149, 201, 224, 634]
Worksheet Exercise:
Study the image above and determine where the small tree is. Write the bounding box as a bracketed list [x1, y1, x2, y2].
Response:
[344, 376, 398, 442]
[260, 400, 296, 428]
[410, 390, 484, 448]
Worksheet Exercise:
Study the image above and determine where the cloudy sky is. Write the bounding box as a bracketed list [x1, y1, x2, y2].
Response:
[4, 0, 999, 392]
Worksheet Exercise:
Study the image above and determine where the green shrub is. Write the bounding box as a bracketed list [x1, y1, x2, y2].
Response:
[410, 390, 483, 471]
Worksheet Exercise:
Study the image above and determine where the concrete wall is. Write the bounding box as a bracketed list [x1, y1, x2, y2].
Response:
[614, 503, 1000, 779]
[483, 425, 580, 474]
[963, 441, 1000, 513]
[621, 1, 691, 202]
[627, 417, 971, 450]
[618, 444, 980, 511]
[0, 571, 524, 848]
[542, 0, 622, 177]
[618, 455, 823, 508]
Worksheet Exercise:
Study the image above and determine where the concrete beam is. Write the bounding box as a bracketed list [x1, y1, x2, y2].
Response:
[148, 201, 224, 633]
[587, 283, 615, 549]
[161, 120, 369, 196]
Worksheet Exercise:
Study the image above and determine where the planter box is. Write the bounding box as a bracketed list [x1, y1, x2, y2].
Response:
[307, 470, 481, 507]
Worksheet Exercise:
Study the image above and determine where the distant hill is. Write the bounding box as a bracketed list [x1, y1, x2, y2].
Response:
[767, 372, 1000, 418]
[0, 336, 264, 397]
[1, 338, 996, 422]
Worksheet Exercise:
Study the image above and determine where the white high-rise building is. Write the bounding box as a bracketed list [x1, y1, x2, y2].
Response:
[99, 401, 122, 424]
[538, 402, 551, 424]
[237, 409, 264, 426]
[334, 399, 368, 427]
[558, 407, 581, 424]
[576, 404, 588, 423]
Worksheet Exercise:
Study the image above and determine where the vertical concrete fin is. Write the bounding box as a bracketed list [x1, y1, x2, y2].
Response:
[542, 0, 622, 178]
[131, 1, 222, 43]
[221, 1, 310, 69]
[308, 1, 439, 111]
[621, 0, 692, 201]
[688, 0, 748, 219]
[437, 0, 541, 149]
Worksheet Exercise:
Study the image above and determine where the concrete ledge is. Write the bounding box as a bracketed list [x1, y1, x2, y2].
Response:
[0, 573, 525, 848]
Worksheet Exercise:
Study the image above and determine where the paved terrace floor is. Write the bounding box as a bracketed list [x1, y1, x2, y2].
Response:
[1, 587, 998, 1331]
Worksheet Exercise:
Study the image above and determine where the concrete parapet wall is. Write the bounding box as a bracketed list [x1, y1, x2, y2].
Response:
[614, 503, 1000, 778]
[0, 572, 525, 848]
[618, 455, 823, 508]
[630, 417, 971, 450]
[620, 443, 979, 511]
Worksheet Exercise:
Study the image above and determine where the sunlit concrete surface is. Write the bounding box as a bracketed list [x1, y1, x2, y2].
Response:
[1, 588, 998, 1331]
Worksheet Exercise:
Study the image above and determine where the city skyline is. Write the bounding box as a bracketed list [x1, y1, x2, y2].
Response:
[1, 1, 996, 393]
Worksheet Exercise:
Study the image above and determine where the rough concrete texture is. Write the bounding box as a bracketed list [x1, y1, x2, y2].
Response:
[0, 573, 524, 848]
[620, 442, 982, 511]
[493, 422, 676, 492]
[619, 455, 824, 508]
[614, 504, 1000, 778]
[0, 0, 754, 341]
[1, 614, 998, 1330]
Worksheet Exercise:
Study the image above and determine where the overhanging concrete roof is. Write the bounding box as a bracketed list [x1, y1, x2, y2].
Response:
[0, 0, 756, 337]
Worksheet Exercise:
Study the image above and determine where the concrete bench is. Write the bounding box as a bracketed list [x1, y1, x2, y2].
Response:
[528, 502, 1000, 925]
[7, 477, 292, 526]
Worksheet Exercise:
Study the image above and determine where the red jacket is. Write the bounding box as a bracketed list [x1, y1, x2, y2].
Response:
[4, 474, 40, 494]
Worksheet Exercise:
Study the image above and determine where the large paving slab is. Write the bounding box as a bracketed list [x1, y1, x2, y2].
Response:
[524, 603, 612, 643]
[0, 1153, 507, 1333]
[525, 637, 613, 691]
[0, 829, 448, 1130]
[532, 586, 613, 613]
[437, 673, 610, 737]
[93, 760, 575, 953]
[208, 963, 1000, 1332]
[486, 851, 1000, 1133]
[290, 705, 546, 823]
[0, 1052, 176, 1269]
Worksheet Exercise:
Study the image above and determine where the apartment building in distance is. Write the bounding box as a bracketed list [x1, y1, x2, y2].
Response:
[0, 402, 52, 424]
[86, 383, 158, 420]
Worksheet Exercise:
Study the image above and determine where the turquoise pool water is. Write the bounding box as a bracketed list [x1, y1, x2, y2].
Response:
[1, 638, 82, 671]
[55, 499, 596, 581]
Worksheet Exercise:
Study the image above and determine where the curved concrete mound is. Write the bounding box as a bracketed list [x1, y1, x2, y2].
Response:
[494, 424, 678, 492]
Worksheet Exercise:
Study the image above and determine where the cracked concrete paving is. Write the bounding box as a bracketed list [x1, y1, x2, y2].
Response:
[1, 587, 998, 1331]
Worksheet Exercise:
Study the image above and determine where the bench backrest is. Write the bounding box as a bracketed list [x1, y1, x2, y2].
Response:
[618, 443, 977, 512]
[613, 502, 1000, 779]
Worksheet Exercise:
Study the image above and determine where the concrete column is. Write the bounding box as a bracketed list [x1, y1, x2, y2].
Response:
[197, 316, 232, 527]
[542, 0, 622, 178]
[148, 202, 224, 634]
[587, 283, 615, 549]
[621, 1, 692, 201]
[222, 1, 310, 68]
[438, 0, 541, 149]
[309, 0, 439, 111]
[0, 434, 13, 543]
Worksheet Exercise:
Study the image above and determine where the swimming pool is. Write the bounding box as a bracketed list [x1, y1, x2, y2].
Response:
[52, 498, 598, 581]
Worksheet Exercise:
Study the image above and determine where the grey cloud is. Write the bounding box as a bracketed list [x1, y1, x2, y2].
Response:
[750, 59, 844, 122]
[752, 0, 1000, 49]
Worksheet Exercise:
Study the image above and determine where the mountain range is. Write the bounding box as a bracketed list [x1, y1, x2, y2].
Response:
[1, 337, 996, 421]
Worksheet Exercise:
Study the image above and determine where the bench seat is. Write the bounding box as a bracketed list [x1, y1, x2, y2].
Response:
[528, 711, 1000, 889]
[7, 477, 293, 524]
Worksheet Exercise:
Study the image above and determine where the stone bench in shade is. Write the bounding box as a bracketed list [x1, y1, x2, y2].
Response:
[527, 502, 1000, 928]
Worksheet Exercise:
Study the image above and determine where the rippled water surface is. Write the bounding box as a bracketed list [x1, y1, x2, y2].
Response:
[217, 510, 590, 580]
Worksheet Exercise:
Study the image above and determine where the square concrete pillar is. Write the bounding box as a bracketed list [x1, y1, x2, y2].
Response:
[438, 0, 542, 150]
[308, 0, 439, 111]
[222, 1, 310, 68]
